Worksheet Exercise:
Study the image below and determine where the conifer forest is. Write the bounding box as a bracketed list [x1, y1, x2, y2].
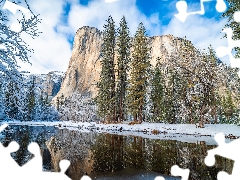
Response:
[94, 15, 240, 128]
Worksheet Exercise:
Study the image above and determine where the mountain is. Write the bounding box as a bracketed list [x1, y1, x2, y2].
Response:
[22, 71, 64, 99]
[50, 26, 240, 125]
[53, 26, 185, 102]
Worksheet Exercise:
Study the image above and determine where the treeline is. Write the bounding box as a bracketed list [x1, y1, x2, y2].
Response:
[95, 15, 240, 127]
[0, 75, 58, 121]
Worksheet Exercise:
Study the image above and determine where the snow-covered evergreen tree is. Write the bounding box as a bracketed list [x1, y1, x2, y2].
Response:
[95, 16, 116, 122]
[0, 75, 6, 120]
[127, 22, 150, 123]
[59, 93, 97, 122]
[26, 76, 36, 120]
[4, 80, 19, 119]
[0, 1, 41, 121]
[26, 75, 58, 121]
[34, 92, 58, 121]
[0, 1, 41, 84]
[150, 58, 166, 122]
[116, 16, 131, 122]
[3, 78, 28, 120]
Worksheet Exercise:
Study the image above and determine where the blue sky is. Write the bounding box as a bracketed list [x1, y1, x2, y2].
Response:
[13, 0, 229, 74]
[59, 0, 227, 47]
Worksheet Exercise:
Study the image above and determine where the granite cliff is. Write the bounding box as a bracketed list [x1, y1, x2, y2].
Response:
[53, 26, 185, 101]
[23, 71, 64, 99]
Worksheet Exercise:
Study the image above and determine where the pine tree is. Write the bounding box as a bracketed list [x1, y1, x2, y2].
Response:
[150, 58, 165, 122]
[35, 91, 44, 119]
[95, 16, 116, 122]
[0, 78, 5, 120]
[27, 76, 36, 121]
[4, 81, 19, 119]
[221, 0, 240, 58]
[116, 16, 131, 122]
[207, 45, 221, 124]
[165, 68, 176, 123]
[220, 90, 236, 123]
[127, 22, 150, 123]
[4, 79, 27, 120]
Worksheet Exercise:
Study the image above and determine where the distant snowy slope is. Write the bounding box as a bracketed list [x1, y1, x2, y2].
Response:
[21, 71, 64, 99]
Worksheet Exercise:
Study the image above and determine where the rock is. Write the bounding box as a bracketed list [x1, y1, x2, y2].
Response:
[24, 71, 64, 100]
[53, 26, 189, 102]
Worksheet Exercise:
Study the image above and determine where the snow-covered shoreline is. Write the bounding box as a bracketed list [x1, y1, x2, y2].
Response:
[1, 120, 240, 145]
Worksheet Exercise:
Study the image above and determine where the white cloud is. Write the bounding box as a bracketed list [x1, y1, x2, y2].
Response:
[11, 0, 232, 73]
[16, 0, 72, 74]
[105, 0, 119, 3]
[162, 14, 230, 64]
[15, 0, 162, 74]
[66, 0, 161, 36]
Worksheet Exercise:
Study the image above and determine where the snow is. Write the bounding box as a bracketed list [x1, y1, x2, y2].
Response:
[1, 120, 240, 145]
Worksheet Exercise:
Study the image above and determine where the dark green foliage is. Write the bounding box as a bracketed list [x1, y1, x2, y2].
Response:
[56, 94, 64, 111]
[116, 16, 131, 122]
[94, 16, 240, 125]
[95, 16, 117, 122]
[27, 76, 36, 121]
[219, 91, 236, 123]
[126, 22, 150, 123]
[150, 59, 165, 122]
[4, 81, 20, 119]
[221, 0, 240, 58]
[167, 69, 181, 124]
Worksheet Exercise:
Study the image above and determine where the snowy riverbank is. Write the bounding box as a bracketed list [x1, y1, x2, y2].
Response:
[1, 120, 240, 145]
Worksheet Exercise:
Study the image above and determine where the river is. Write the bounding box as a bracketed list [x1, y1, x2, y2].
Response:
[0, 125, 233, 180]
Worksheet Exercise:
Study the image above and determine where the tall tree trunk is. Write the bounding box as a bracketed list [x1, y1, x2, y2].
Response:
[134, 114, 137, 122]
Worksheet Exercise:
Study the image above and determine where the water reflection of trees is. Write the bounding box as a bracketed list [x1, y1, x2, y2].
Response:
[0, 127, 234, 180]
[91, 134, 233, 180]
[0, 125, 57, 168]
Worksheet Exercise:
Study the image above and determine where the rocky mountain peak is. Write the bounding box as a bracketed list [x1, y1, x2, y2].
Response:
[53, 26, 187, 102]
[24, 71, 64, 99]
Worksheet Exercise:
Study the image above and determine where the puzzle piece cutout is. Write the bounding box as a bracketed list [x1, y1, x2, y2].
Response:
[216, 11, 240, 68]
[0, 124, 91, 180]
[3, 0, 29, 15]
[0, 0, 30, 51]
[0, 124, 22, 179]
[81, 175, 92, 180]
[3, 0, 30, 32]
[205, 132, 240, 180]
[175, 0, 226, 22]
[154, 165, 190, 180]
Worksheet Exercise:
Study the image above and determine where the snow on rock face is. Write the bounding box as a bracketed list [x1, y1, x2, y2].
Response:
[24, 71, 64, 99]
[53, 26, 187, 102]
[43, 71, 64, 97]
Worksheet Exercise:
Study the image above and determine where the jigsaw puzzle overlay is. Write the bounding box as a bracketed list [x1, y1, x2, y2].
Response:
[175, 0, 226, 22]
[175, 0, 240, 68]
[0, 0, 29, 50]
[1, 0, 240, 179]
[155, 132, 240, 180]
[0, 124, 74, 179]
[216, 11, 240, 68]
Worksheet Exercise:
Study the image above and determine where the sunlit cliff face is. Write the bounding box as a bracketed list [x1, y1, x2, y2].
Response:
[46, 130, 94, 179]
[53, 26, 185, 103]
